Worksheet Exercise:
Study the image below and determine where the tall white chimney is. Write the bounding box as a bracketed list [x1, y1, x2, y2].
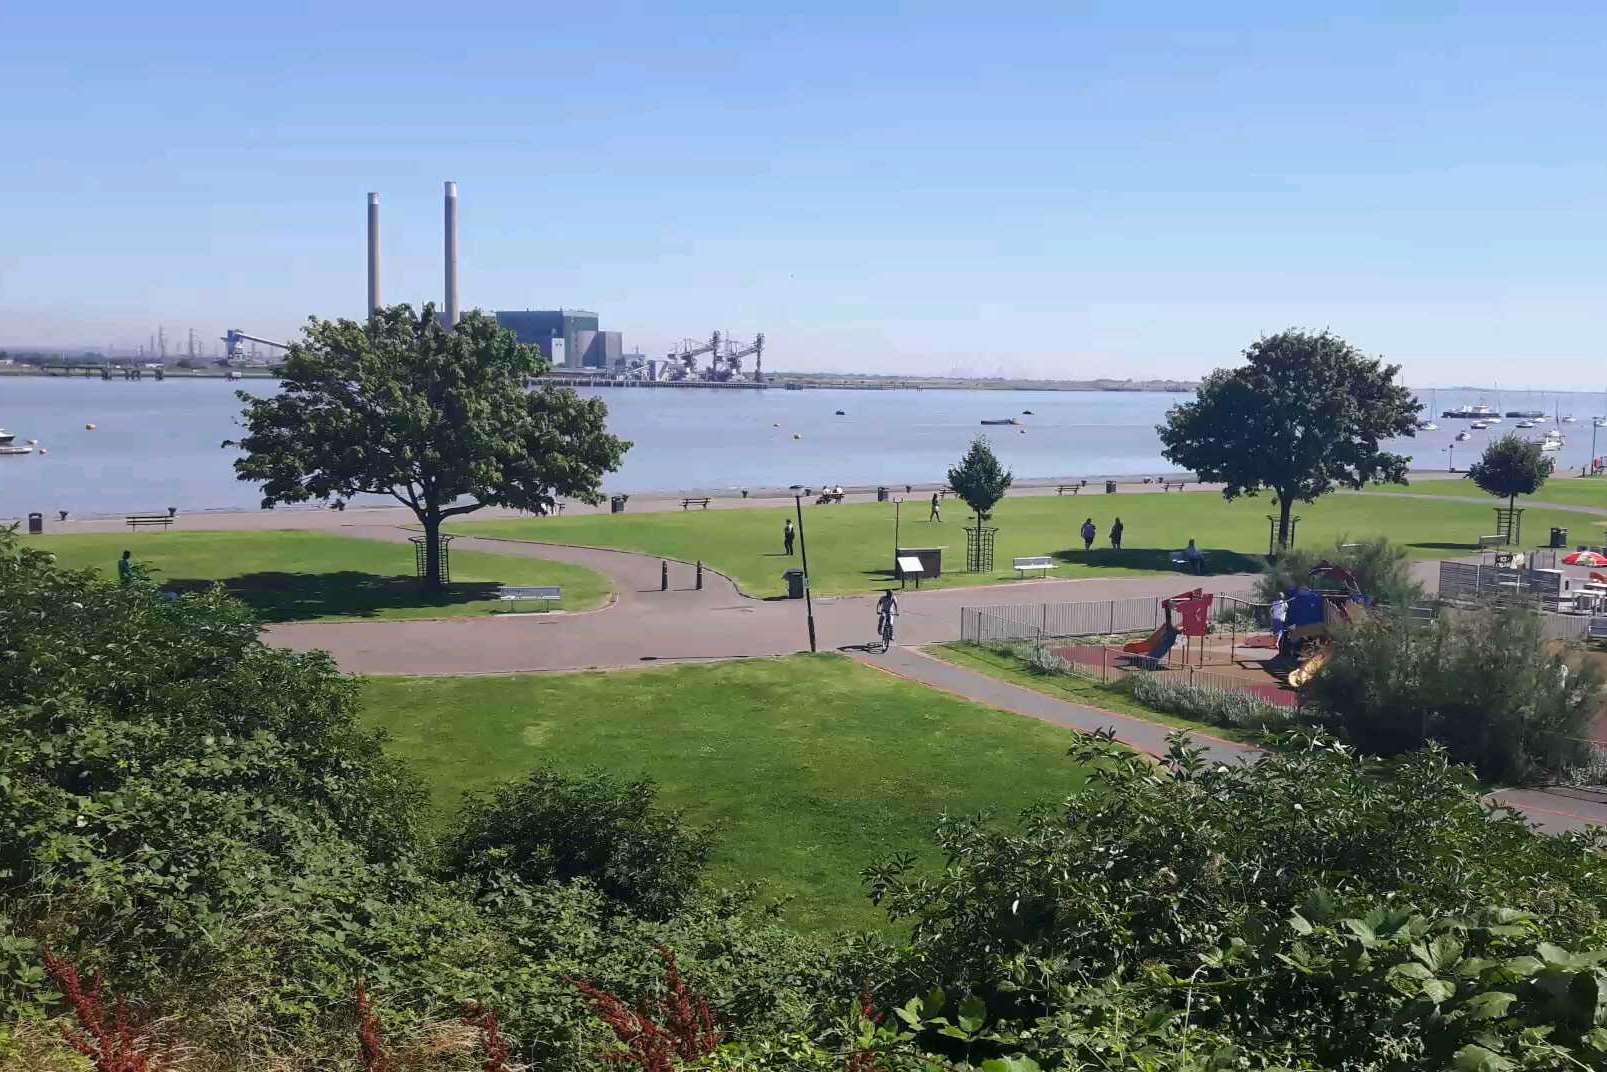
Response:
[443, 181, 459, 327]
[366, 192, 381, 316]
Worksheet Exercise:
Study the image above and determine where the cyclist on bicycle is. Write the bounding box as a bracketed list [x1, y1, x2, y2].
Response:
[875, 589, 900, 650]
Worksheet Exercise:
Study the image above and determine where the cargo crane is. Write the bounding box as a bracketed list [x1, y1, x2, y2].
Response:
[222, 329, 290, 365]
[715, 334, 765, 382]
[661, 331, 720, 380]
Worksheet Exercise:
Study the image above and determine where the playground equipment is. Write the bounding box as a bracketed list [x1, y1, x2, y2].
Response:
[1122, 588, 1212, 665]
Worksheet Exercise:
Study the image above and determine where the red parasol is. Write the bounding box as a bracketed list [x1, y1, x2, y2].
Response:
[1561, 550, 1607, 567]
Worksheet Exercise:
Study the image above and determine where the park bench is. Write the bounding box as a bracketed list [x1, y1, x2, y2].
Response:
[816, 490, 845, 504]
[681, 497, 712, 510]
[1170, 550, 1206, 574]
[1477, 534, 1506, 550]
[1589, 617, 1607, 645]
[1055, 484, 1082, 496]
[1012, 555, 1055, 578]
[497, 585, 562, 608]
[1162, 481, 1188, 492]
[126, 514, 174, 530]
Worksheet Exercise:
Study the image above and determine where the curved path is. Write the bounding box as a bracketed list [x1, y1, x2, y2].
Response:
[265, 522, 1258, 674]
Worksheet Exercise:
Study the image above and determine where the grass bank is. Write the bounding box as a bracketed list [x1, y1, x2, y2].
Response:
[25, 531, 612, 622]
[361, 654, 1091, 933]
[457, 490, 1601, 597]
[1356, 476, 1607, 513]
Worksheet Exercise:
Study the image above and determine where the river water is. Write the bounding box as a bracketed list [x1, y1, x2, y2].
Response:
[2, 376, 1604, 519]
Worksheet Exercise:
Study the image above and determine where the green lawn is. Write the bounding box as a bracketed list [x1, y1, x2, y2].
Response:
[26, 531, 613, 622]
[1356, 476, 1607, 512]
[361, 655, 1090, 932]
[457, 490, 1606, 597]
[925, 641, 1258, 744]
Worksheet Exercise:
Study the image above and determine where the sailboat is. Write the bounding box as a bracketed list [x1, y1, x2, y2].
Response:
[1417, 389, 1438, 431]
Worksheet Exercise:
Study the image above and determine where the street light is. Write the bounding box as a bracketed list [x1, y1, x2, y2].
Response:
[892, 497, 903, 561]
[1445, 442, 1456, 473]
[793, 493, 818, 653]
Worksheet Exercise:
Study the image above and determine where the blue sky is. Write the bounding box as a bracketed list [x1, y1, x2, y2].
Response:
[3, 2, 1605, 385]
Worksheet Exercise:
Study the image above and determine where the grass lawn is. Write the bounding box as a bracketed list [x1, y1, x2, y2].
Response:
[25, 531, 613, 622]
[457, 490, 1604, 597]
[360, 654, 1091, 933]
[926, 642, 1259, 744]
[1356, 476, 1607, 512]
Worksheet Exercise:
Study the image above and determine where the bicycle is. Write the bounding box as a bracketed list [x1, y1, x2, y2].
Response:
[877, 609, 896, 653]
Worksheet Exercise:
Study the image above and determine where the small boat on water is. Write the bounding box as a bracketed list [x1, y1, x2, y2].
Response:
[1506, 410, 1545, 418]
[980, 418, 1020, 426]
[1562, 415, 1579, 423]
[1417, 421, 1439, 431]
[0, 428, 15, 447]
[1516, 420, 1537, 429]
[1456, 431, 1472, 441]
[1471, 421, 1490, 430]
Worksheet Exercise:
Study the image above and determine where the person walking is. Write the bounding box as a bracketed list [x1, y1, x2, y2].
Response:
[929, 492, 941, 522]
[1080, 518, 1096, 552]
[117, 549, 134, 586]
[783, 518, 795, 556]
[1109, 517, 1124, 550]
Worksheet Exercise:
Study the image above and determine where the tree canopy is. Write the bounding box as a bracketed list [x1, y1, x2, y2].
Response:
[1157, 329, 1421, 548]
[1469, 432, 1554, 510]
[946, 436, 1013, 521]
[231, 304, 630, 585]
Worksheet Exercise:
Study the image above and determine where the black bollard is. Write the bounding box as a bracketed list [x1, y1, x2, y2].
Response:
[661, 560, 669, 592]
[696, 560, 704, 590]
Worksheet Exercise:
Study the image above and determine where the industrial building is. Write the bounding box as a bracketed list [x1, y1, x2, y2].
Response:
[494, 309, 602, 368]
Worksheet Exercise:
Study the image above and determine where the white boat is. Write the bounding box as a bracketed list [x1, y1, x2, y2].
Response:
[1562, 415, 1578, 423]
[0, 428, 15, 447]
[1456, 431, 1472, 442]
[1486, 415, 1503, 423]
[1541, 438, 1563, 452]
[1471, 421, 1489, 429]
[1516, 420, 1537, 428]
[1417, 421, 1439, 431]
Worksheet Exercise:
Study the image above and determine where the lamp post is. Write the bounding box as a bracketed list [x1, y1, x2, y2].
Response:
[793, 493, 817, 653]
[892, 497, 903, 560]
[1445, 442, 1456, 473]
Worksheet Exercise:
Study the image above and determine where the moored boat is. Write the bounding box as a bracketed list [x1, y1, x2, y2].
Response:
[980, 418, 1019, 426]
[1442, 403, 1496, 419]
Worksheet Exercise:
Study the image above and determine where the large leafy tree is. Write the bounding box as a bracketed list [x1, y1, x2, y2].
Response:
[1158, 329, 1421, 549]
[1469, 432, 1554, 514]
[232, 304, 630, 586]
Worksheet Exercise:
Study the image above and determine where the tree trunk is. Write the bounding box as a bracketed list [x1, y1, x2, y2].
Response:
[1276, 496, 1294, 553]
[422, 511, 443, 590]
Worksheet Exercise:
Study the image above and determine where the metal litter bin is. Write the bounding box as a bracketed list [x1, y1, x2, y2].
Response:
[1105, 480, 1117, 494]
[27, 512, 42, 534]
[876, 486, 889, 502]
[782, 568, 807, 599]
[610, 495, 628, 514]
[1550, 527, 1568, 548]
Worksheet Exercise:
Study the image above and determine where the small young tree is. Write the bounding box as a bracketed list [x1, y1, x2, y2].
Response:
[1468, 433, 1554, 515]
[1158, 329, 1421, 550]
[231, 304, 630, 588]
[946, 437, 1013, 521]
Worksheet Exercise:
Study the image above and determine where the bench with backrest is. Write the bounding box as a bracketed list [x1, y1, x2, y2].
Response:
[1162, 481, 1188, 492]
[497, 585, 562, 608]
[1012, 555, 1055, 578]
[816, 491, 844, 504]
[1170, 549, 1206, 573]
[126, 515, 174, 530]
[1055, 484, 1081, 496]
[1589, 617, 1607, 644]
[681, 497, 712, 510]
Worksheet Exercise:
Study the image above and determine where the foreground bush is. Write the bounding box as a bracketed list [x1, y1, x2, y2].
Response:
[866, 732, 1607, 1069]
[1308, 603, 1601, 782]
[445, 767, 714, 920]
[1127, 671, 1293, 731]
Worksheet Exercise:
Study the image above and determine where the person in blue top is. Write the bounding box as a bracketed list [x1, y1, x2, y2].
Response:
[117, 549, 134, 586]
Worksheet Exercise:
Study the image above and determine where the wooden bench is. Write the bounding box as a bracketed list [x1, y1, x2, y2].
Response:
[126, 514, 174, 530]
[815, 491, 844, 505]
[1170, 550, 1206, 573]
[497, 585, 562, 608]
[680, 497, 712, 510]
[1477, 534, 1506, 549]
[1012, 555, 1055, 578]
[1055, 484, 1082, 496]
[1162, 481, 1188, 492]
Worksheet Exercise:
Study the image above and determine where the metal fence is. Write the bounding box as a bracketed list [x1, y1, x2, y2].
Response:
[960, 596, 1171, 644]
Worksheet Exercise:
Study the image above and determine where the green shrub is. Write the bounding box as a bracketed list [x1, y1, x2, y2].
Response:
[1256, 534, 1424, 609]
[1308, 604, 1601, 782]
[444, 767, 715, 920]
[1127, 672, 1292, 731]
[864, 731, 1607, 1070]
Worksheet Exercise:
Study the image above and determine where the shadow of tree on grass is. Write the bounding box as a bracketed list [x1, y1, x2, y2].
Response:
[1050, 547, 1266, 576]
[165, 570, 504, 623]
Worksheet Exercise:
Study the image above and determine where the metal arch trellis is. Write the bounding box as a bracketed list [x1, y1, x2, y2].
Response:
[410, 533, 456, 583]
